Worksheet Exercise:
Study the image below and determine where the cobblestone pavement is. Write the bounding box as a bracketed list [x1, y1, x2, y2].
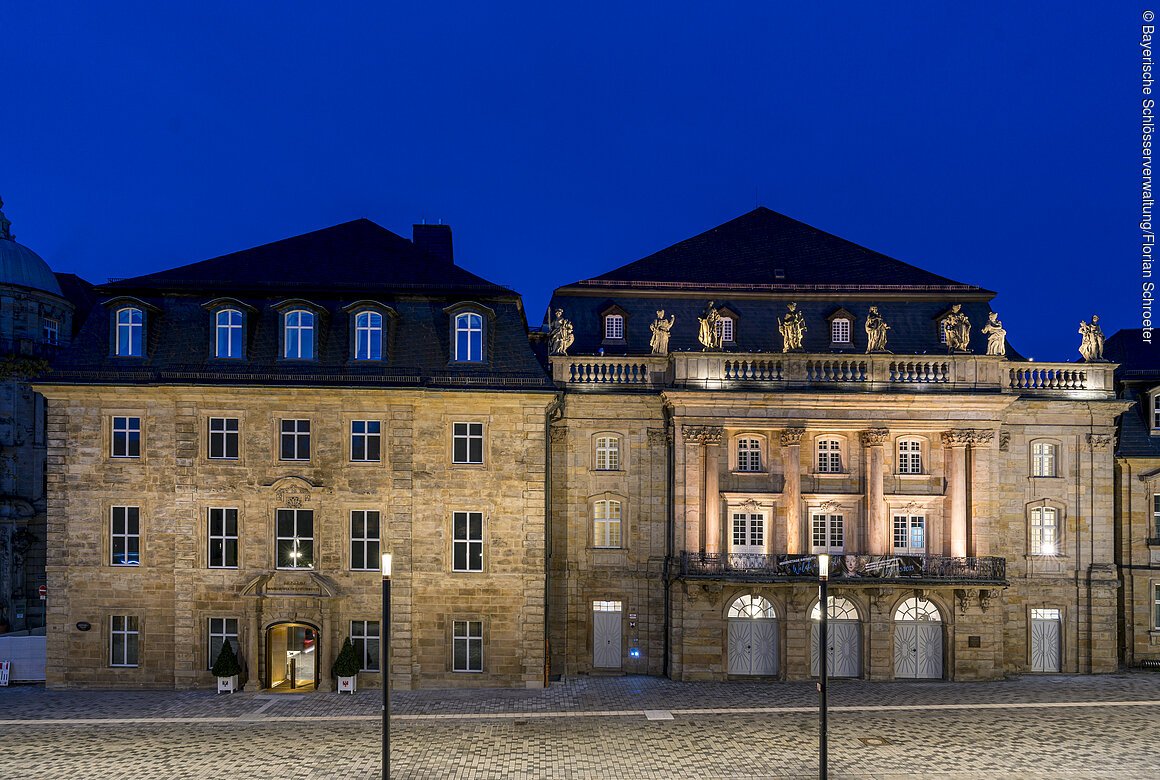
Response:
[2, 674, 1160, 778]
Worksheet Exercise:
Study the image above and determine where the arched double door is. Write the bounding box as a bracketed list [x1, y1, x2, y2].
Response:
[810, 596, 862, 678]
[727, 595, 779, 676]
[893, 598, 944, 679]
[266, 622, 319, 691]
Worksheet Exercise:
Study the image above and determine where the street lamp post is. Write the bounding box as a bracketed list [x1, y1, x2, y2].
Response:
[382, 552, 392, 780]
[818, 553, 830, 780]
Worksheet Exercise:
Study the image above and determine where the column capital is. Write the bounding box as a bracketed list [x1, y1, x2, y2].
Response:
[779, 427, 806, 447]
[941, 430, 974, 448]
[682, 425, 723, 445]
[1086, 432, 1114, 451]
[859, 428, 890, 447]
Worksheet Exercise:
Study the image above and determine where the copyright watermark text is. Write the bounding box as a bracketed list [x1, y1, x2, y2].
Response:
[1142, 12, 1155, 342]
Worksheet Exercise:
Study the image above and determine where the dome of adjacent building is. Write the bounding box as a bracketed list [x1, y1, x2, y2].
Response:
[0, 198, 63, 297]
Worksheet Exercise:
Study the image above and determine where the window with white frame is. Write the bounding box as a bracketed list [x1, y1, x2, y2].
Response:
[276, 508, 314, 569]
[454, 312, 484, 362]
[350, 620, 380, 671]
[593, 499, 622, 548]
[893, 514, 926, 553]
[111, 416, 141, 458]
[736, 437, 762, 472]
[452, 422, 483, 464]
[215, 309, 244, 358]
[280, 419, 310, 461]
[350, 510, 380, 571]
[110, 615, 140, 667]
[938, 318, 949, 344]
[207, 617, 238, 670]
[208, 417, 239, 459]
[111, 506, 140, 566]
[452, 511, 484, 572]
[716, 316, 734, 343]
[595, 436, 620, 471]
[351, 420, 381, 462]
[897, 439, 923, 474]
[43, 317, 59, 345]
[831, 318, 851, 343]
[208, 508, 238, 568]
[811, 512, 844, 552]
[817, 438, 842, 473]
[1153, 394, 1160, 430]
[283, 309, 315, 359]
[354, 310, 383, 361]
[1154, 493, 1160, 538]
[1032, 442, 1058, 477]
[453, 620, 483, 672]
[115, 307, 144, 356]
[1030, 506, 1058, 555]
[604, 314, 624, 340]
[1154, 584, 1160, 629]
[731, 512, 765, 554]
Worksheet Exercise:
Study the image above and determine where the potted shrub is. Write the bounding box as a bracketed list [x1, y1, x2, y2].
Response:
[211, 640, 242, 694]
[333, 637, 361, 693]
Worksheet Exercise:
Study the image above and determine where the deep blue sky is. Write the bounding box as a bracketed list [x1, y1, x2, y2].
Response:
[1, 3, 1145, 361]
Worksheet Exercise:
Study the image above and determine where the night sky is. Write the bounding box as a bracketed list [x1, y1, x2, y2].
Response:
[1, 3, 1145, 361]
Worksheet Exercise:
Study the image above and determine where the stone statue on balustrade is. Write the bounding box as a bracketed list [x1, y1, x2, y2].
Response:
[697, 301, 722, 351]
[1078, 315, 1106, 362]
[942, 304, 971, 353]
[864, 306, 891, 353]
[649, 310, 675, 356]
[547, 308, 575, 356]
[778, 302, 806, 352]
[981, 311, 1007, 356]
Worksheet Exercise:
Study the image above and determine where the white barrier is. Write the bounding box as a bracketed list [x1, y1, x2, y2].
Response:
[0, 636, 47, 682]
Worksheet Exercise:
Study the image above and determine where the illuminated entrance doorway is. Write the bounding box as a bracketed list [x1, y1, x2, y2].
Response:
[266, 622, 319, 691]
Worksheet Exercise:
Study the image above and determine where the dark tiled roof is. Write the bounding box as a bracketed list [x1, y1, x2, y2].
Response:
[1107, 329, 1160, 379]
[54, 272, 97, 334]
[569, 208, 992, 294]
[1107, 330, 1160, 458]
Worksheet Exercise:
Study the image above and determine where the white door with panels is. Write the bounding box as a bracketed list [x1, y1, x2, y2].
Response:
[892, 598, 944, 679]
[726, 595, 778, 676]
[592, 600, 622, 669]
[810, 596, 862, 678]
[1030, 608, 1062, 672]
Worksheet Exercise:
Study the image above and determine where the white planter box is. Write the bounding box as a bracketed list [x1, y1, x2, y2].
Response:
[217, 675, 238, 694]
[337, 675, 357, 693]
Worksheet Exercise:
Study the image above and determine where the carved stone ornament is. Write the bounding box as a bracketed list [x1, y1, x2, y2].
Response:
[650, 310, 676, 356]
[859, 428, 889, 447]
[967, 429, 995, 447]
[1078, 314, 1106, 362]
[942, 304, 972, 353]
[682, 425, 723, 445]
[547, 308, 575, 356]
[780, 427, 806, 447]
[998, 428, 1011, 452]
[275, 485, 311, 507]
[941, 430, 973, 448]
[864, 306, 891, 354]
[979, 589, 999, 612]
[778, 301, 807, 353]
[1087, 433, 1114, 451]
[818, 500, 840, 513]
[697, 301, 723, 351]
[549, 427, 568, 443]
[955, 588, 970, 614]
[982, 311, 1007, 357]
[647, 428, 668, 446]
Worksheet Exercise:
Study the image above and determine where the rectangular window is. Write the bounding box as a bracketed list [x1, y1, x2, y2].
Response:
[817, 439, 842, 473]
[893, 515, 925, 552]
[280, 419, 311, 461]
[1154, 494, 1160, 538]
[276, 508, 314, 569]
[111, 506, 140, 566]
[207, 617, 239, 670]
[351, 620, 380, 672]
[110, 615, 140, 667]
[604, 314, 624, 340]
[811, 513, 844, 552]
[452, 511, 484, 572]
[897, 440, 922, 474]
[350, 510, 381, 571]
[111, 416, 141, 458]
[1032, 442, 1057, 477]
[1031, 507, 1058, 555]
[43, 317, 59, 345]
[1154, 395, 1160, 430]
[354, 311, 383, 361]
[452, 422, 483, 464]
[215, 309, 244, 358]
[283, 310, 314, 359]
[351, 420, 381, 462]
[831, 318, 851, 343]
[716, 316, 734, 343]
[452, 620, 483, 672]
[208, 417, 240, 460]
[208, 508, 238, 568]
[115, 307, 144, 357]
[731, 512, 765, 553]
[736, 438, 762, 472]
[595, 436, 620, 471]
[593, 500, 622, 548]
[454, 312, 483, 362]
[1154, 584, 1160, 630]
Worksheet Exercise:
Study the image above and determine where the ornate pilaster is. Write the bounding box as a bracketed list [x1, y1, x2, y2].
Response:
[683, 425, 724, 554]
[942, 430, 971, 559]
[781, 427, 805, 554]
[860, 428, 889, 554]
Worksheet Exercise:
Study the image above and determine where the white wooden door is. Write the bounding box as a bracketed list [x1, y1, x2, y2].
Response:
[811, 622, 861, 678]
[593, 606, 622, 669]
[1031, 617, 1061, 672]
[728, 618, 778, 675]
[894, 623, 943, 679]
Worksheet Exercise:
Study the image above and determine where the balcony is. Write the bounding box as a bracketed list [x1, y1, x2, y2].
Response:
[679, 552, 1007, 585]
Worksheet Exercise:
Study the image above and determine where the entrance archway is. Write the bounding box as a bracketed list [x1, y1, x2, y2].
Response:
[810, 596, 862, 678]
[727, 594, 778, 676]
[893, 597, 944, 679]
[266, 622, 319, 691]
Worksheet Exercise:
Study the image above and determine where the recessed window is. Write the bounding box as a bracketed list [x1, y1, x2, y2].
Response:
[283, 310, 315, 360]
[215, 309, 244, 359]
[1030, 506, 1058, 555]
[43, 317, 59, 345]
[716, 316, 734, 344]
[452, 620, 483, 672]
[1154, 585, 1160, 629]
[111, 416, 141, 458]
[1154, 494, 1160, 537]
[1032, 442, 1058, 477]
[1153, 395, 1160, 430]
[208, 417, 240, 460]
[110, 615, 140, 667]
[351, 420, 381, 462]
[893, 514, 926, 553]
[351, 620, 380, 671]
[593, 500, 622, 548]
[111, 506, 140, 566]
[280, 419, 311, 461]
[817, 438, 842, 473]
[938, 319, 949, 344]
[736, 437, 762, 472]
[355, 311, 383, 361]
[811, 512, 844, 552]
[897, 439, 923, 474]
[604, 314, 624, 340]
[208, 508, 238, 568]
[595, 436, 620, 471]
[207, 618, 238, 671]
[115, 307, 144, 357]
[831, 318, 851, 343]
[452, 422, 483, 464]
[731, 512, 765, 554]
[350, 510, 380, 571]
[452, 511, 484, 572]
[454, 312, 484, 362]
[276, 508, 314, 569]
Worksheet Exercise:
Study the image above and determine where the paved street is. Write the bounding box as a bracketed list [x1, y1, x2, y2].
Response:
[3, 674, 1160, 779]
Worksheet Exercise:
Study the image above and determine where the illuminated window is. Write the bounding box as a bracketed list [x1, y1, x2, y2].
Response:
[894, 598, 941, 622]
[595, 436, 620, 471]
[452, 511, 484, 572]
[831, 318, 851, 343]
[283, 309, 315, 359]
[716, 316, 734, 343]
[354, 310, 383, 361]
[893, 514, 925, 553]
[43, 317, 59, 345]
[593, 500, 622, 548]
[604, 314, 624, 340]
[453, 620, 483, 672]
[111, 506, 140, 566]
[351, 420, 381, 462]
[811, 512, 844, 552]
[811, 596, 858, 621]
[207, 618, 238, 671]
[208, 508, 238, 568]
[115, 307, 143, 356]
[1030, 507, 1058, 555]
[1032, 442, 1058, 477]
[728, 594, 776, 619]
[111, 416, 141, 458]
[731, 512, 765, 553]
[897, 439, 923, 474]
[817, 438, 842, 473]
[110, 615, 140, 667]
[454, 312, 483, 362]
[350, 620, 380, 671]
[215, 309, 244, 358]
[736, 438, 762, 472]
[350, 510, 381, 571]
[208, 417, 239, 460]
[276, 508, 314, 569]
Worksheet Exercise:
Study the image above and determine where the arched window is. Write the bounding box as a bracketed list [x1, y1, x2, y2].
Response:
[455, 312, 484, 362]
[115, 307, 144, 357]
[736, 437, 762, 472]
[1030, 506, 1058, 555]
[354, 310, 383, 361]
[1031, 441, 1058, 477]
[894, 597, 942, 622]
[215, 309, 244, 359]
[593, 499, 622, 548]
[817, 438, 842, 473]
[831, 318, 851, 344]
[728, 594, 776, 619]
[811, 596, 859, 621]
[604, 314, 624, 340]
[595, 435, 620, 471]
[284, 310, 315, 359]
[897, 439, 923, 474]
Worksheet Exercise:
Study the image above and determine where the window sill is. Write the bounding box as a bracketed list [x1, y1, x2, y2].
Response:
[812, 472, 849, 478]
[732, 470, 767, 476]
[275, 567, 316, 571]
[592, 468, 624, 474]
[1024, 554, 1070, 560]
[895, 473, 928, 479]
[450, 461, 487, 470]
[207, 566, 239, 571]
[349, 459, 384, 466]
[1029, 475, 1063, 481]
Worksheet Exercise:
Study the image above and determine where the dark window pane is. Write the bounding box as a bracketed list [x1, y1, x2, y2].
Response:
[224, 509, 237, 536]
[468, 438, 482, 463]
[454, 512, 467, 539]
[276, 510, 294, 537]
[224, 539, 237, 567]
[366, 512, 379, 538]
[367, 437, 380, 461]
[468, 513, 482, 539]
[469, 542, 482, 571]
[225, 434, 238, 459]
[453, 437, 467, 463]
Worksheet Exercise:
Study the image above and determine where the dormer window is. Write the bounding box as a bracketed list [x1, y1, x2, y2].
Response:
[599, 303, 630, 345]
[43, 317, 59, 345]
[604, 314, 624, 340]
[1153, 393, 1160, 431]
[284, 310, 315, 360]
[831, 318, 851, 343]
[455, 312, 484, 362]
[355, 310, 383, 361]
[716, 316, 734, 344]
[215, 309, 244, 359]
[115, 307, 144, 357]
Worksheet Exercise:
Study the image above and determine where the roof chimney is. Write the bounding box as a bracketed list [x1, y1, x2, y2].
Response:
[412, 223, 454, 264]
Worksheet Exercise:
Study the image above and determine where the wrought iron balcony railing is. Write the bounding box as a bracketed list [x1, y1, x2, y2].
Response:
[679, 552, 1006, 585]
